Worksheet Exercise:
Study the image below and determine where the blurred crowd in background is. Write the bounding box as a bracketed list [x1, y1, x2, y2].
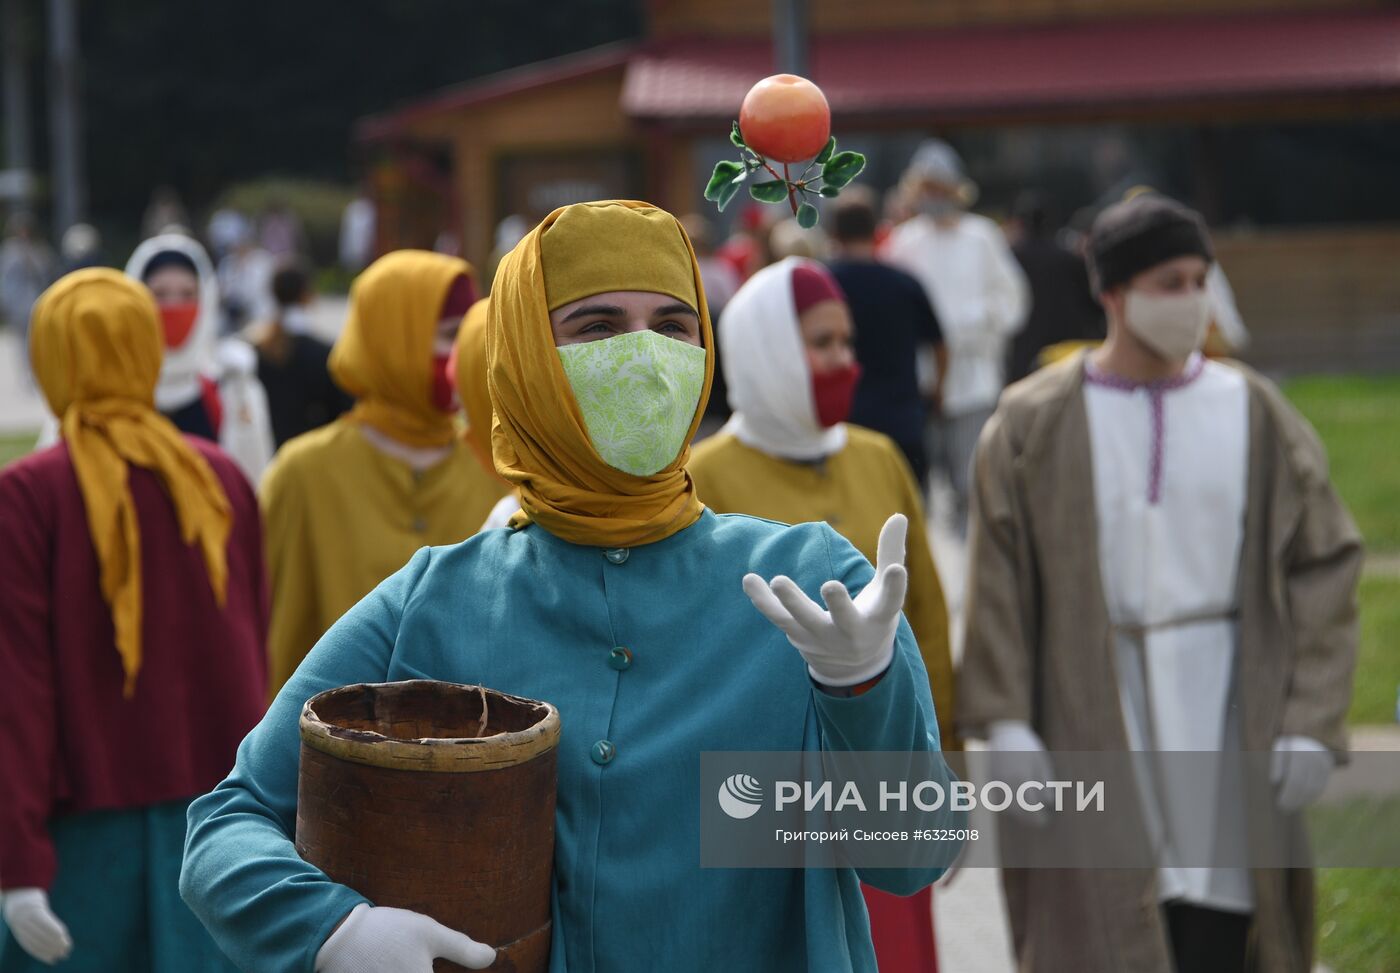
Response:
[0, 134, 1252, 521]
[1, 0, 1397, 969]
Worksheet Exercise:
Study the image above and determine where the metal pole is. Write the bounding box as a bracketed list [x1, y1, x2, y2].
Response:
[772, 0, 808, 76]
[2, 0, 35, 207]
[47, 0, 84, 234]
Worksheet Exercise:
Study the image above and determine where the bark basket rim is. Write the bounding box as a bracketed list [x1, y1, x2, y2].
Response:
[299, 679, 561, 774]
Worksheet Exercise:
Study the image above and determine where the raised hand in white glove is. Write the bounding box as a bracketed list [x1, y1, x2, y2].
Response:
[743, 513, 908, 688]
[985, 720, 1054, 828]
[1, 888, 72, 965]
[315, 903, 496, 973]
[1271, 735, 1335, 813]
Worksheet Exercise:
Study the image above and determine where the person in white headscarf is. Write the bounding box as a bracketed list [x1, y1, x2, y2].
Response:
[126, 234, 275, 482]
[689, 254, 955, 742]
[886, 138, 1030, 534]
[688, 256, 956, 970]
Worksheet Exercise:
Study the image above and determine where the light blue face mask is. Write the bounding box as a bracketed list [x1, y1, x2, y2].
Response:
[557, 329, 708, 477]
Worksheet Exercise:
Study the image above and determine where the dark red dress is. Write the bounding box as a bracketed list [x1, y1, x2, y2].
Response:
[0, 437, 268, 888]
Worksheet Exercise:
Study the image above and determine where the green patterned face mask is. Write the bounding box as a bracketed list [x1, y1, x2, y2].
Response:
[557, 329, 707, 477]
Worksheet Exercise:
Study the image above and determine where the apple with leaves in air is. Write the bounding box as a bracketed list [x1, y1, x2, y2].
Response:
[739, 74, 831, 164]
[705, 74, 866, 229]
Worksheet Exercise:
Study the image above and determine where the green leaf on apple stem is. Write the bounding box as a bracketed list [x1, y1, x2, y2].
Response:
[749, 179, 790, 204]
[705, 160, 746, 211]
[730, 121, 746, 149]
[819, 185, 841, 198]
[815, 137, 837, 166]
[821, 151, 866, 190]
[706, 160, 743, 198]
[796, 202, 819, 229]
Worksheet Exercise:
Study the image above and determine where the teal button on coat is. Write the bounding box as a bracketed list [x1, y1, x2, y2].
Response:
[180, 510, 953, 972]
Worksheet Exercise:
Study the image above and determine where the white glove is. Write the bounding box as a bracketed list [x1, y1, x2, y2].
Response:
[1270, 735, 1335, 813]
[985, 720, 1054, 827]
[743, 513, 908, 687]
[1, 888, 72, 965]
[315, 903, 496, 973]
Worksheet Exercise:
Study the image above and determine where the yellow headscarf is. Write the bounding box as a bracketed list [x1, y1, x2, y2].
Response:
[330, 250, 474, 448]
[29, 269, 233, 696]
[488, 200, 714, 547]
[454, 298, 498, 475]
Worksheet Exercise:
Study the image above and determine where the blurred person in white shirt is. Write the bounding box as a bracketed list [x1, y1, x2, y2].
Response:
[885, 139, 1029, 533]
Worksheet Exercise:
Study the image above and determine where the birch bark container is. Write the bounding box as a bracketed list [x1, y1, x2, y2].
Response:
[296, 680, 560, 973]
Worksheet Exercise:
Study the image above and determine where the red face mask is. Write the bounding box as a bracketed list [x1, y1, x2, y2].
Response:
[431, 353, 456, 412]
[811, 361, 862, 428]
[160, 303, 199, 349]
[445, 343, 461, 393]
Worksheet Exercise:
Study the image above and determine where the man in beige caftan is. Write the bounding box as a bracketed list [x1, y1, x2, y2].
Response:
[959, 194, 1362, 973]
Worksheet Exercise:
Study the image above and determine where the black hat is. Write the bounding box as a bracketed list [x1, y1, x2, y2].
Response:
[1087, 194, 1213, 293]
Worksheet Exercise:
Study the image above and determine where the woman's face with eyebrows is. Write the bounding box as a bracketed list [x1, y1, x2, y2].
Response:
[548, 291, 703, 347]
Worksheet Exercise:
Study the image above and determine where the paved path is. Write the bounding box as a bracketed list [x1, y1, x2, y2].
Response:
[923, 482, 1019, 972]
[0, 327, 48, 435]
[1365, 552, 1400, 579]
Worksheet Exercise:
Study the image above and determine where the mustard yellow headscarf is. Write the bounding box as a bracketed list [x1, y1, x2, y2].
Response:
[454, 298, 498, 476]
[488, 200, 714, 547]
[330, 250, 474, 448]
[29, 269, 233, 696]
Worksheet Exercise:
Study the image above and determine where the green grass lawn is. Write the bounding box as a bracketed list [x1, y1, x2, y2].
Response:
[1285, 375, 1400, 554]
[0, 431, 36, 468]
[1284, 376, 1399, 727]
[1317, 868, 1400, 973]
[1288, 376, 1400, 971]
[1353, 575, 1400, 725]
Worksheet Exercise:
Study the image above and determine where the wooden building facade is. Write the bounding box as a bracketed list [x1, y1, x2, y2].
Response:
[357, 0, 1400, 371]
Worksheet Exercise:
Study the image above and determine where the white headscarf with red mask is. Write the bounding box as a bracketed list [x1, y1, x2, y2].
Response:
[718, 256, 851, 461]
[125, 233, 221, 414]
[124, 232, 274, 481]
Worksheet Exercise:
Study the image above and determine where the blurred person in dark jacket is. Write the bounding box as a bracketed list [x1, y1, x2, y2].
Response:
[245, 259, 351, 449]
[827, 188, 947, 493]
[1005, 191, 1105, 383]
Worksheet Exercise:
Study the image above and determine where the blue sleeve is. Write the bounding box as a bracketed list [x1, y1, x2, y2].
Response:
[180, 547, 434, 973]
[809, 524, 962, 894]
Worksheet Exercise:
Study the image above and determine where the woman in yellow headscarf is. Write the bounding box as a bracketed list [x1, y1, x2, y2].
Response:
[183, 202, 958, 973]
[259, 251, 507, 694]
[0, 270, 266, 972]
[451, 297, 527, 530]
[452, 297, 498, 478]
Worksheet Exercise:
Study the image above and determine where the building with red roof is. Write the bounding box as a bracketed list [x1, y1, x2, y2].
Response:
[358, 0, 1400, 370]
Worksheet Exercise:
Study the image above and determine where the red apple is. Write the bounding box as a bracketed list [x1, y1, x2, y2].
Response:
[739, 74, 832, 164]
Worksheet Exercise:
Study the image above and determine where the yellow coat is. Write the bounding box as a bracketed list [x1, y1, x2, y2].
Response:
[260, 417, 504, 694]
[689, 425, 957, 746]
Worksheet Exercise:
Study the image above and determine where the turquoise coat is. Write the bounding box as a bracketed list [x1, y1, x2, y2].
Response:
[180, 510, 951, 972]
